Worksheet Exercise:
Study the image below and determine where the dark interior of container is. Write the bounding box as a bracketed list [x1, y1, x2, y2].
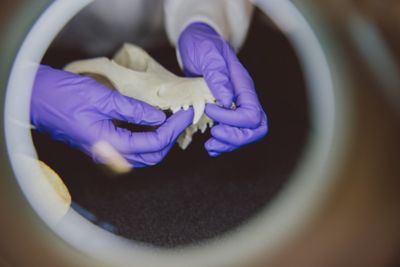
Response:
[33, 9, 310, 248]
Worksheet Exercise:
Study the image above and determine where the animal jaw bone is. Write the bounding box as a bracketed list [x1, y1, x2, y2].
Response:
[64, 43, 215, 149]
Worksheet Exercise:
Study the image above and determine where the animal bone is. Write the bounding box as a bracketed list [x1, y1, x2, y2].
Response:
[65, 43, 215, 149]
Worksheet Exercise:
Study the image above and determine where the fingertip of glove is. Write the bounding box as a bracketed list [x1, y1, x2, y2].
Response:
[164, 108, 194, 132]
[218, 96, 233, 109]
[204, 138, 214, 150]
[204, 139, 221, 157]
[208, 151, 221, 157]
[152, 110, 167, 123]
[176, 108, 195, 122]
[141, 110, 166, 126]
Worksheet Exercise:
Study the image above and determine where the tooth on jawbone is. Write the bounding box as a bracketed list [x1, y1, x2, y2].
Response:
[64, 43, 216, 149]
[172, 106, 181, 114]
[200, 122, 207, 133]
[192, 100, 205, 124]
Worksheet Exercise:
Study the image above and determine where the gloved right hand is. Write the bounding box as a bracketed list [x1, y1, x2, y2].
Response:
[178, 22, 268, 157]
[31, 65, 193, 168]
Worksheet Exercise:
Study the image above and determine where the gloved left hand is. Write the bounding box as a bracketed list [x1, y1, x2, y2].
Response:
[178, 22, 268, 156]
[31, 65, 193, 168]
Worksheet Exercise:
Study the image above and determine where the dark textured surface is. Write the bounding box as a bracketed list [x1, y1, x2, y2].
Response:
[35, 11, 310, 248]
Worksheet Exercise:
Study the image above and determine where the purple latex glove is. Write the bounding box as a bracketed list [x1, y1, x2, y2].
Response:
[178, 22, 268, 156]
[31, 65, 193, 168]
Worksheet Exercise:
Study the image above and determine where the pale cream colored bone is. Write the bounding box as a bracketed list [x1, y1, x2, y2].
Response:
[65, 43, 215, 149]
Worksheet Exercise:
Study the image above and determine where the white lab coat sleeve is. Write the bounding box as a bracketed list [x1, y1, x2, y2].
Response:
[164, 0, 254, 51]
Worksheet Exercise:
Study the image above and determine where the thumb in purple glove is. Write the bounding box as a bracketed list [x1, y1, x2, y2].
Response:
[178, 22, 235, 108]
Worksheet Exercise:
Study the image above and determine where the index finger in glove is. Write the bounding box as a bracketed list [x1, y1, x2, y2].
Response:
[101, 91, 166, 126]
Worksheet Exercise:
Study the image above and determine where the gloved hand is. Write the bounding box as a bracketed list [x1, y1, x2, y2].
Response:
[31, 65, 193, 168]
[178, 22, 268, 156]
